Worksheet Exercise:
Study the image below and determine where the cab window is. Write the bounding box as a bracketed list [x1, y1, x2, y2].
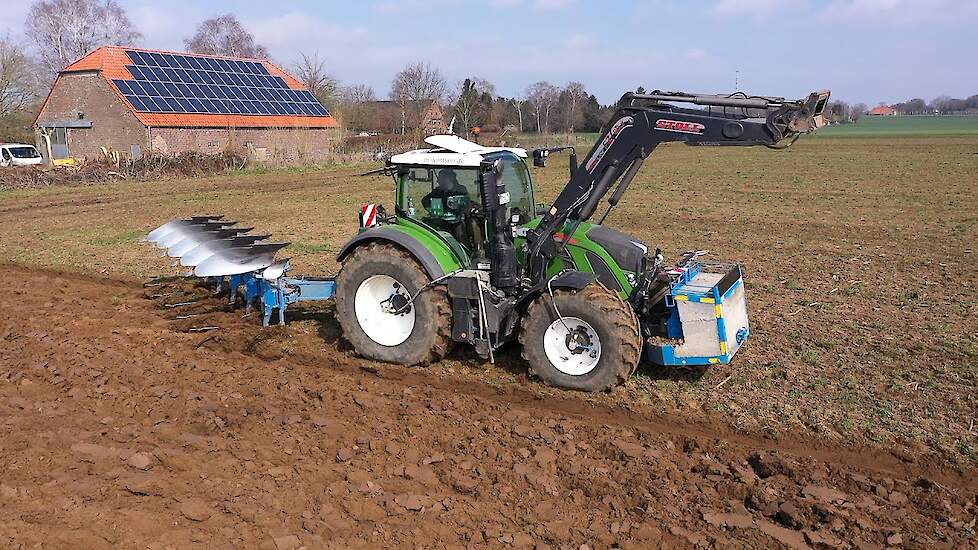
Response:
[490, 155, 534, 224]
[397, 166, 479, 222]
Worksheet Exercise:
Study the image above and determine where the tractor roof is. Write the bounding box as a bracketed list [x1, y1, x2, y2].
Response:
[389, 135, 527, 167]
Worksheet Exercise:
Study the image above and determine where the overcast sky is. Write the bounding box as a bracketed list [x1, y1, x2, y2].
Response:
[3, 0, 976, 105]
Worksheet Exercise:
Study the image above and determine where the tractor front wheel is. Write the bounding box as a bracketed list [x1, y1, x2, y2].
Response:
[520, 283, 641, 392]
[335, 242, 452, 365]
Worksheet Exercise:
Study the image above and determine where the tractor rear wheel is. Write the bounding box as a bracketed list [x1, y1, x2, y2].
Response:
[519, 283, 641, 392]
[335, 242, 452, 365]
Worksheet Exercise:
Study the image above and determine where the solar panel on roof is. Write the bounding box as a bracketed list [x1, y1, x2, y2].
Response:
[118, 50, 329, 118]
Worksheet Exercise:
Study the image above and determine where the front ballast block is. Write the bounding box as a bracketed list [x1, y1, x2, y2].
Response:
[646, 262, 750, 366]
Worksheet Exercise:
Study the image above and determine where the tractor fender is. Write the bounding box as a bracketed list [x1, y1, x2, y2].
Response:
[515, 270, 599, 310]
[336, 227, 451, 279]
[549, 270, 599, 291]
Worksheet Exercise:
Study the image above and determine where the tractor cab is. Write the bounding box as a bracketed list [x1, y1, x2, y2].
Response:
[390, 136, 535, 268]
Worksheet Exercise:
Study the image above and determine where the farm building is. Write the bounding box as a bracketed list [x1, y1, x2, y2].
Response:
[354, 100, 447, 135]
[868, 105, 897, 116]
[33, 46, 340, 162]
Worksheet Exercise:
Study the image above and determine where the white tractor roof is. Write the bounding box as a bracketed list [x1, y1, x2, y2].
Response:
[388, 135, 527, 167]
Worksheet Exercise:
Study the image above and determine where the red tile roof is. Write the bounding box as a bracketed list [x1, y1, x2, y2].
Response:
[56, 46, 338, 129]
[868, 106, 895, 116]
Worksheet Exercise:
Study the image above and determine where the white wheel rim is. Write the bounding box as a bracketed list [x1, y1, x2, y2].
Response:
[354, 275, 416, 346]
[543, 316, 602, 376]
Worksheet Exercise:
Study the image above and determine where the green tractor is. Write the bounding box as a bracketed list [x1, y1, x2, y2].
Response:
[333, 89, 830, 391]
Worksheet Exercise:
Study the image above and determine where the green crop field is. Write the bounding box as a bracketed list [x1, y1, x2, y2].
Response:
[816, 115, 978, 136]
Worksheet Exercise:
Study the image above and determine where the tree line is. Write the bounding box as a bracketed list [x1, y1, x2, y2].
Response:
[333, 63, 615, 137]
[888, 96, 978, 116]
[1, 0, 975, 142]
[822, 95, 978, 124]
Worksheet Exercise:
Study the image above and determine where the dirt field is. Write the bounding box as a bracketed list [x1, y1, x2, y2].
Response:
[1, 135, 976, 548]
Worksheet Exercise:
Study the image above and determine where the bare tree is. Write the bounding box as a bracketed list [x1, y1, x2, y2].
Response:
[827, 100, 851, 123]
[337, 83, 377, 130]
[510, 96, 524, 132]
[453, 77, 495, 135]
[343, 83, 377, 104]
[562, 81, 588, 133]
[184, 14, 269, 59]
[0, 36, 40, 119]
[929, 95, 952, 114]
[390, 61, 448, 136]
[526, 81, 559, 133]
[293, 51, 339, 106]
[26, 0, 142, 77]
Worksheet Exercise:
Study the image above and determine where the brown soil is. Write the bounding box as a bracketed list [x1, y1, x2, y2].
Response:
[1, 265, 975, 549]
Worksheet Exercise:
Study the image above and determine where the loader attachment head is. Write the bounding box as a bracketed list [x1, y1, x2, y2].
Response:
[784, 90, 831, 133]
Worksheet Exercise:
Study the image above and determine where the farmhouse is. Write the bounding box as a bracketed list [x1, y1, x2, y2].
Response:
[33, 46, 340, 162]
[868, 105, 896, 116]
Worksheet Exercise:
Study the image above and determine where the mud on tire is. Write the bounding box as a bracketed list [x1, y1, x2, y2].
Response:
[335, 242, 452, 365]
[519, 282, 641, 392]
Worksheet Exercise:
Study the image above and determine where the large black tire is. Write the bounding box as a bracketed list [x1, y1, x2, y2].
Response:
[335, 242, 452, 365]
[519, 283, 641, 392]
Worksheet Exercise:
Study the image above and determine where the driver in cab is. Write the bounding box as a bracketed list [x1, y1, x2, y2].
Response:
[422, 169, 469, 220]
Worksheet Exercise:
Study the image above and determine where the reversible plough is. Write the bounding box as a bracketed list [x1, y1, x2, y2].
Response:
[145, 215, 335, 326]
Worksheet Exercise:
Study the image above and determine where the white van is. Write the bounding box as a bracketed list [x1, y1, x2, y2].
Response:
[0, 143, 44, 167]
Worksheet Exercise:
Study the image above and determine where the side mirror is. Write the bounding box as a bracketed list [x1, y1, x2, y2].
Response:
[532, 149, 549, 168]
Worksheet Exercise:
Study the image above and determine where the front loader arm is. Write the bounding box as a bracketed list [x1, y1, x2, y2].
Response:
[524, 89, 829, 284]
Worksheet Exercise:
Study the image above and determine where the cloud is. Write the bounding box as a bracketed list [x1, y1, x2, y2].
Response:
[562, 33, 596, 50]
[533, 0, 575, 9]
[819, 0, 978, 25]
[129, 4, 205, 49]
[373, 0, 465, 14]
[712, 0, 808, 16]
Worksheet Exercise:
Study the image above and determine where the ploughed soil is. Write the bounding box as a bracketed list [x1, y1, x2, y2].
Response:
[1, 266, 975, 549]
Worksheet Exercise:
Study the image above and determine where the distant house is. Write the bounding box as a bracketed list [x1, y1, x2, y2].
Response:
[868, 106, 896, 116]
[358, 100, 447, 135]
[33, 46, 340, 162]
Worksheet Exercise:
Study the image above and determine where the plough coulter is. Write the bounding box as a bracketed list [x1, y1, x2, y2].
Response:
[146, 88, 829, 391]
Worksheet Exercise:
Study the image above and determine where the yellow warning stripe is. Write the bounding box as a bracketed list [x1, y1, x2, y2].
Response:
[715, 305, 723, 318]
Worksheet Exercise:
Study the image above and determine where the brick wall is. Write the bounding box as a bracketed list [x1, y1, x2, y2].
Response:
[149, 127, 342, 162]
[34, 72, 147, 159]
